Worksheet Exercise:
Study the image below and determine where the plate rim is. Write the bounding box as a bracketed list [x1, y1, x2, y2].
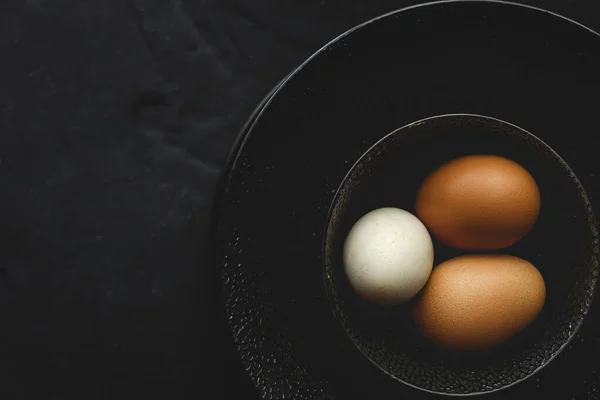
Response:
[209, 1, 600, 397]
[211, 0, 600, 226]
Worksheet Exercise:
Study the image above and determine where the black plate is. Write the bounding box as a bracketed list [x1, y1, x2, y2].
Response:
[212, 1, 600, 399]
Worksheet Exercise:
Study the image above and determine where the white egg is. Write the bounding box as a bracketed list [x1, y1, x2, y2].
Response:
[343, 207, 434, 305]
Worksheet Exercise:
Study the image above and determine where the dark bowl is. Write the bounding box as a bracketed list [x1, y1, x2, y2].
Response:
[212, 1, 600, 399]
[324, 113, 598, 395]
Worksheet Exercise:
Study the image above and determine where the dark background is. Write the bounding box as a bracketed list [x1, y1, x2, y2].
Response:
[0, 0, 598, 398]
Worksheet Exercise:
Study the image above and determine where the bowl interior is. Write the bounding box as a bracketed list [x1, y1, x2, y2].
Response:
[323, 114, 599, 395]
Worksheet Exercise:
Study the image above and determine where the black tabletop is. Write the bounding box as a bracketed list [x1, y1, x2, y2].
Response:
[1, 0, 599, 398]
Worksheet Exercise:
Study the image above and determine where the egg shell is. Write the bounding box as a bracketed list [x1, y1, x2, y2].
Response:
[415, 155, 540, 250]
[343, 207, 434, 305]
[414, 254, 546, 351]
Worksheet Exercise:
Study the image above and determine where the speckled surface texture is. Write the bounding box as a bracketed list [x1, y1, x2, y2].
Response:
[2, 0, 600, 399]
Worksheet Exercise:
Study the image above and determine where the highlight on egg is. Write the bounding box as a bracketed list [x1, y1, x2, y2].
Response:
[413, 254, 546, 351]
[343, 207, 434, 305]
[415, 154, 540, 250]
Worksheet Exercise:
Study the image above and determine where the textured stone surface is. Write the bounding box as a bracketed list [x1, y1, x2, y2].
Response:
[2, 0, 600, 399]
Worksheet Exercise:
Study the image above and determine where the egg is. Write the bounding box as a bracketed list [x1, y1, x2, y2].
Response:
[415, 154, 540, 250]
[414, 254, 546, 351]
[343, 207, 434, 305]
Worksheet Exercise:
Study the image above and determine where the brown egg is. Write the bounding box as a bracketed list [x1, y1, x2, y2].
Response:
[414, 254, 546, 351]
[415, 155, 540, 250]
